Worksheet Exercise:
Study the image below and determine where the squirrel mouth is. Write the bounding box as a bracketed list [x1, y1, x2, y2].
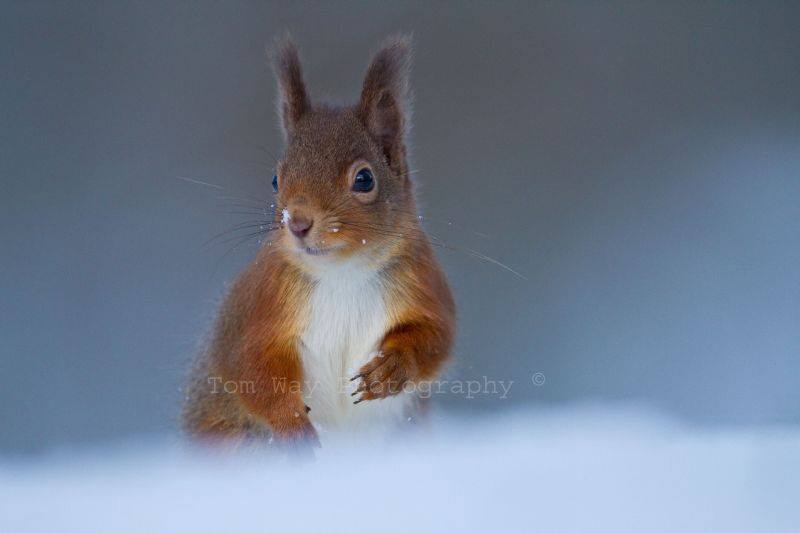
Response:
[302, 246, 332, 256]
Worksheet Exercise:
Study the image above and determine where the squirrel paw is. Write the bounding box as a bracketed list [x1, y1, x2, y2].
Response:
[269, 406, 320, 450]
[350, 350, 415, 403]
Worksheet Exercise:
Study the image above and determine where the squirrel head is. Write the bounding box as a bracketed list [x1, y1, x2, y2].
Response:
[270, 35, 418, 268]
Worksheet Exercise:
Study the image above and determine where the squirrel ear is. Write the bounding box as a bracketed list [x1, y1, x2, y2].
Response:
[271, 36, 309, 140]
[358, 35, 412, 169]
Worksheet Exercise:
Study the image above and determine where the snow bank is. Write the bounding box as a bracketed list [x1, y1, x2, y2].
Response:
[1, 406, 798, 532]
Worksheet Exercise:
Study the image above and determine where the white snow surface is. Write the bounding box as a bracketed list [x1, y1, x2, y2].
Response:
[1, 406, 798, 532]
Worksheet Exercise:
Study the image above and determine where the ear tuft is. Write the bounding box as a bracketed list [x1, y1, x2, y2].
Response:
[270, 34, 309, 139]
[359, 34, 412, 169]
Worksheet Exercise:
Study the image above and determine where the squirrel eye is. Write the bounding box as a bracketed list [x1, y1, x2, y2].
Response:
[271, 174, 278, 193]
[352, 168, 374, 193]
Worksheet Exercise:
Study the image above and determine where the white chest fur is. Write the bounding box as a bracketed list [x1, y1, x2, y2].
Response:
[299, 259, 411, 437]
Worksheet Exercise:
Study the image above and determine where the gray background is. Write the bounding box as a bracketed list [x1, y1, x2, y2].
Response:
[1, 1, 798, 454]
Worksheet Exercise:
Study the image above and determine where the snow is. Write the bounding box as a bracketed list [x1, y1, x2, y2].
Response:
[1, 406, 798, 532]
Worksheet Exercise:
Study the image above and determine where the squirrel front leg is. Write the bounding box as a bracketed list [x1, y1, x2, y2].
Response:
[352, 319, 452, 402]
[235, 338, 318, 446]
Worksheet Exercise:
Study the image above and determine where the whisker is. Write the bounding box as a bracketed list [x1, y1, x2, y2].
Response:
[177, 175, 225, 190]
[217, 197, 270, 207]
[210, 230, 272, 278]
[175, 176, 270, 205]
[215, 210, 277, 218]
[337, 221, 447, 248]
[242, 141, 280, 165]
[463, 247, 527, 280]
[203, 223, 280, 248]
[218, 204, 277, 214]
[337, 220, 525, 280]
[384, 205, 491, 238]
[207, 227, 278, 248]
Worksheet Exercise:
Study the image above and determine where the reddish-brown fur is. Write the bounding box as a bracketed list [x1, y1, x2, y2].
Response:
[183, 35, 455, 447]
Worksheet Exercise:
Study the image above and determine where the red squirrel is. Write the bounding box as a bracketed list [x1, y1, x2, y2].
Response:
[183, 35, 455, 447]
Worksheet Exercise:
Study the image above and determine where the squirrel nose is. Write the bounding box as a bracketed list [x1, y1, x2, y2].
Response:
[288, 215, 313, 238]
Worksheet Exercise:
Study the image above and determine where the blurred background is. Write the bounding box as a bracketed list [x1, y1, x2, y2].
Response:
[1, 1, 798, 454]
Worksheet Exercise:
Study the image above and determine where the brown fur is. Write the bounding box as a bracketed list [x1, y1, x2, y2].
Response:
[183, 35, 455, 447]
